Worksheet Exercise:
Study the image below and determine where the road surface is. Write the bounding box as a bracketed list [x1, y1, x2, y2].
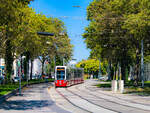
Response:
[0, 83, 70, 113]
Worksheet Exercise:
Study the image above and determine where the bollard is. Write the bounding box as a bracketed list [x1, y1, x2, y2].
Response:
[118, 80, 124, 93]
[111, 80, 117, 93]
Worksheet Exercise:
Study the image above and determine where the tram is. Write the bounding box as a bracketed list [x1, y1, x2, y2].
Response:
[55, 66, 84, 87]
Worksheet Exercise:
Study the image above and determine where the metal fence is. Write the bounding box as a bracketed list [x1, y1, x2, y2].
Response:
[144, 63, 150, 81]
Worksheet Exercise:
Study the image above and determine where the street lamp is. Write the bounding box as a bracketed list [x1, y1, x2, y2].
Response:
[37, 32, 54, 36]
[72, 6, 81, 8]
[98, 58, 102, 79]
[141, 39, 144, 87]
[18, 55, 26, 96]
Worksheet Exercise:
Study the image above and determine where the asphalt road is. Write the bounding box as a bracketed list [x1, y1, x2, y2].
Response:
[0, 83, 70, 113]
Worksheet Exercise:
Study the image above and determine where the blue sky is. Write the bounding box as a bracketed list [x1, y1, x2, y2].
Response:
[30, 0, 93, 61]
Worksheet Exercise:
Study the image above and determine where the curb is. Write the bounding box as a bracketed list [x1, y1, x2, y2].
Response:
[0, 85, 25, 104]
[0, 80, 53, 103]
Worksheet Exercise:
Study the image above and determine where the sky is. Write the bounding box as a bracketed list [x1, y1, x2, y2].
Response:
[30, 0, 93, 62]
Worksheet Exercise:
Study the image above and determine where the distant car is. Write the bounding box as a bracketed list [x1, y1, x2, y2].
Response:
[32, 75, 38, 79]
[45, 76, 49, 79]
[13, 76, 20, 82]
[52, 75, 55, 79]
[99, 76, 108, 81]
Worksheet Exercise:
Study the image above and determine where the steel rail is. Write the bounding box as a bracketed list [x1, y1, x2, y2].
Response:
[73, 85, 150, 112]
[55, 88, 92, 113]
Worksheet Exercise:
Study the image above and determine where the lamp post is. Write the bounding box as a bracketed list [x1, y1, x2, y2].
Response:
[98, 58, 102, 79]
[18, 55, 26, 96]
[141, 39, 144, 87]
[17, 59, 21, 95]
[37, 32, 54, 36]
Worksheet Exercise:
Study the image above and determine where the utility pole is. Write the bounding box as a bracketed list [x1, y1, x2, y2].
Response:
[17, 59, 21, 95]
[141, 39, 144, 87]
[98, 58, 102, 79]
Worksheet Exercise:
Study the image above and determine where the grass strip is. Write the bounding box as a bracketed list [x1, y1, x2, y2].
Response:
[95, 81, 150, 96]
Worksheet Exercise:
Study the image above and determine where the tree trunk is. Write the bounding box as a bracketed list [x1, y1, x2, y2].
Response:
[5, 39, 13, 83]
[110, 65, 114, 80]
[20, 54, 23, 79]
[121, 61, 126, 81]
[30, 59, 33, 80]
[24, 52, 30, 80]
[114, 63, 118, 80]
[121, 49, 128, 82]
[42, 58, 45, 75]
[48, 59, 51, 78]
[108, 60, 111, 80]
[134, 46, 140, 86]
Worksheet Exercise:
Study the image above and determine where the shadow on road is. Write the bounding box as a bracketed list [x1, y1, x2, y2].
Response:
[0, 100, 54, 110]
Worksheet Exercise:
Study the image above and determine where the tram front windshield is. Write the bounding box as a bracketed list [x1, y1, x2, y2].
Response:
[56, 68, 65, 80]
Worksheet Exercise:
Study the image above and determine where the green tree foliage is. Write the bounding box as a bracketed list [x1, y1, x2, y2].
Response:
[76, 59, 108, 76]
[0, 0, 32, 81]
[0, 0, 73, 81]
[83, 0, 150, 84]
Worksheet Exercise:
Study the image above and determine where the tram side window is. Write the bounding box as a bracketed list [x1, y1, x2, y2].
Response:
[77, 70, 79, 78]
[71, 69, 74, 79]
[79, 70, 81, 77]
[74, 70, 77, 78]
[78, 70, 81, 78]
[66, 69, 71, 79]
[57, 71, 65, 80]
[78, 70, 81, 77]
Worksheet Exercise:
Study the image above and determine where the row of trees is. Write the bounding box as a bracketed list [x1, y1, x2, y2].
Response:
[76, 59, 108, 76]
[0, 0, 73, 82]
[83, 0, 150, 84]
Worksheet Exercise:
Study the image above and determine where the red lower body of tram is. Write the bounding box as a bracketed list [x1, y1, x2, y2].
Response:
[55, 66, 84, 87]
[55, 78, 84, 87]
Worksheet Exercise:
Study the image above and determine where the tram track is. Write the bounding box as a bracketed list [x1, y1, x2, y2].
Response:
[53, 80, 150, 113]
[72, 84, 150, 112]
[65, 88, 119, 113]
[85, 85, 150, 106]
[55, 88, 92, 113]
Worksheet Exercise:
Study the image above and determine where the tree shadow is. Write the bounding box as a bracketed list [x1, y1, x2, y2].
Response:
[0, 100, 54, 110]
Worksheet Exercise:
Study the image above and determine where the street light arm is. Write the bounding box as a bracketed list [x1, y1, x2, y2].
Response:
[37, 32, 54, 36]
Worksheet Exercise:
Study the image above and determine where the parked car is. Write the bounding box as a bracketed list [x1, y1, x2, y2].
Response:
[13, 76, 20, 82]
[99, 76, 108, 81]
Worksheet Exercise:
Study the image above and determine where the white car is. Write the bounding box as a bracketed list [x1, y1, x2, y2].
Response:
[13, 77, 20, 82]
[99, 76, 108, 81]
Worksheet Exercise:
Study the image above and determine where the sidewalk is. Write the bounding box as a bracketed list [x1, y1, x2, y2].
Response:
[0, 83, 70, 113]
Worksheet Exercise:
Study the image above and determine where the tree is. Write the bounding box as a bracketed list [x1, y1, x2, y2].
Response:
[0, 0, 33, 82]
[76, 59, 108, 77]
[0, 0, 73, 82]
[83, 0, 150, 84]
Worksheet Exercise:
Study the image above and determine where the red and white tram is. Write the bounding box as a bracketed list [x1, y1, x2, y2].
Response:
[55, 66, 84, 87]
